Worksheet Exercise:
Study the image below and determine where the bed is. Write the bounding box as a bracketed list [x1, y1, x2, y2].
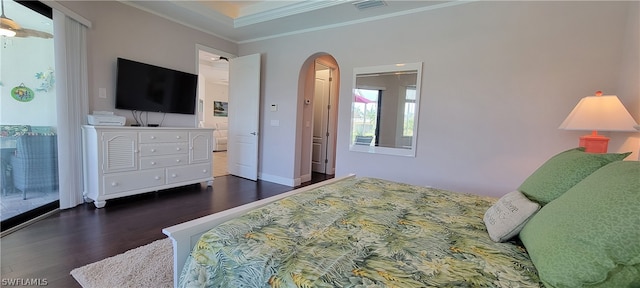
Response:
[163, 148, 640, 288]
[165, 175, 540, 287]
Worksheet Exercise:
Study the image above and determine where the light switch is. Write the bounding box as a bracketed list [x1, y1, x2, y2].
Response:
[270, 120, 280, 126]
[98, 88, 107, 99]
[270, 104, 278, 112]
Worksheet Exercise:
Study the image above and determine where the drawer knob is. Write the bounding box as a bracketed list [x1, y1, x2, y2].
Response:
[176, 147, 181, 151]
[176, 136, 181, 139]
[151, 148, 156, 152]
[154, 176, 161, 180]
[150, 161, 156, 165]
[176, 159, 181, 163]
[150, 136, 156, 139]
[111, 182, 118, 187]
[202, 169, 208, 173]
[171, 174, 177, 178]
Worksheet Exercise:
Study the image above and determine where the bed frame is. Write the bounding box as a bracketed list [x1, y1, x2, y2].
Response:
[162, 174, 356, 287]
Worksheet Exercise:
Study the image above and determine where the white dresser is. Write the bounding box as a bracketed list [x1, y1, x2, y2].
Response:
[82, 126, 214, 208]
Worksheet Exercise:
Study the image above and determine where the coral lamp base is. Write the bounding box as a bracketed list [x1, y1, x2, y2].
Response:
[579, 132, 609, 154]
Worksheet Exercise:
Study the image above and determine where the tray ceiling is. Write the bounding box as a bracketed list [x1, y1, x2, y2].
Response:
[122, 0, 458, 43]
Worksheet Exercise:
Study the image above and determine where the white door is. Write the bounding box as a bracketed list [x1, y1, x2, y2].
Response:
[227, 53, 261, 180]
[312, 65, 331, 173]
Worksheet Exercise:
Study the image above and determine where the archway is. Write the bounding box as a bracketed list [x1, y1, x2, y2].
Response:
[294, 53, 340, 184]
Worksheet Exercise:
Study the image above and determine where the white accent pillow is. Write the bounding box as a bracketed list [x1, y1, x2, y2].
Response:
[483, 190, 540, 242]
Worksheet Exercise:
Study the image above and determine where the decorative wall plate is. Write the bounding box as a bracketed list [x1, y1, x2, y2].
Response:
[11, 83, 35, 102]
[35, 68, 55, 92]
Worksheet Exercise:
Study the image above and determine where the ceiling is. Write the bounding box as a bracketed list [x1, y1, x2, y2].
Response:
[199, 51, 229, 85]
[2, 0, 53, 34]
[121, 0, 457, 44]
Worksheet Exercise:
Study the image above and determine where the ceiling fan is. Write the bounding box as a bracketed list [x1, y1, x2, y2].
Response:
[0, 0, 52, 38]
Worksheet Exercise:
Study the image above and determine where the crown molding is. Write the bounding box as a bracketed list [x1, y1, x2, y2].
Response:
[234, 1, 345, 28]
[238, 0, 471, 44]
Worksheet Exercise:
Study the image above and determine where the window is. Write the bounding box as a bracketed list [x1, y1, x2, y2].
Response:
[352, 89, 379, 145]
[403, 86, 416, 137]
[1, 0, 58, 231]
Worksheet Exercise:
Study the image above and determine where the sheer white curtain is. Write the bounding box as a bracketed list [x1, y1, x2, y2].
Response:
[53, 9, 89, 209]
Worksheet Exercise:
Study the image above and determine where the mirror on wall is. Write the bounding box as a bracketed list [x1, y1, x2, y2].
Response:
[350, 62, 422, 157]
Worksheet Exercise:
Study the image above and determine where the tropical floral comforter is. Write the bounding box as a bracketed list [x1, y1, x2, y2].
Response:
[180, 177, 541, 287]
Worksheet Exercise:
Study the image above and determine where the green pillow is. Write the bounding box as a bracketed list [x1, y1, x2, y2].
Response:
[518, 147, 630, 205]
[520, 160, 640, 287]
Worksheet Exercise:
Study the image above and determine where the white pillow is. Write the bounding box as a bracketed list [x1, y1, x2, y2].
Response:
[483, 190, 540, 242]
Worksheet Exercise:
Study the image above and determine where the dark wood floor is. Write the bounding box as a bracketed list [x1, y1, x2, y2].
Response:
[0, 173, 333, 287]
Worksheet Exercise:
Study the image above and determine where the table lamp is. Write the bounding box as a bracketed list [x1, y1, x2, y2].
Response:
[559, 91, 638, 153]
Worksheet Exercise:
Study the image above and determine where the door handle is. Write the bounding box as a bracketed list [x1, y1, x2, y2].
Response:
[250, 132, 257, 135]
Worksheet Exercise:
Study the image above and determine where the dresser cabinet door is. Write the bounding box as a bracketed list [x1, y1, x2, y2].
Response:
[101, 132, 138, 173]
[190, 132, 212, 163]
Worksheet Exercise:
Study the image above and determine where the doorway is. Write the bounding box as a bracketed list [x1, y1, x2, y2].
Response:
[196, 47, 261, 181]
[312, 62, 332, 174]
[298, 54, 339, 183]
[196, 46, 232, 177]
[1, 0, 58, 231]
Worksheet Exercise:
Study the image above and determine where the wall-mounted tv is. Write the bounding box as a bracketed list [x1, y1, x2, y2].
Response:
[115, 58, 197, 115]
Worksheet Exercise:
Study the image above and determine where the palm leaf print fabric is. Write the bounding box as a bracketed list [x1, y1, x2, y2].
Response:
[180, 177, 541, 287]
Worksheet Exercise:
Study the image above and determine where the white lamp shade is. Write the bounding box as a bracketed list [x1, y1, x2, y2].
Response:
[559, 95, 638, 132]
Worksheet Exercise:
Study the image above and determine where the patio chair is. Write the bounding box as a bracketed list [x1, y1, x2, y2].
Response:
[354, 135, 374, 146]
[10, 135, 59, 200]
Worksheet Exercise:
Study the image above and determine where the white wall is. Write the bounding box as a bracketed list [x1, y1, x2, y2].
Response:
[57, 1, 237, 127]
[239, 1, 639, 196]
[610, 1, 640, 158]
[56, 1, 638, 197]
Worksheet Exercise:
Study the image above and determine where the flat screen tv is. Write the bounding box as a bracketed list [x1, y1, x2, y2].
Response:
[115, 58, 197, 115]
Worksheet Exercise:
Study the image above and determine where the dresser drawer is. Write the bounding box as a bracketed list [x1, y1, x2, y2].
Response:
[139, 143, 188, 156]
[139, 131, 188, 143]
[140, 155, 189, 170]
[103, 169, 165, 195]
[166, 163, 212, 184]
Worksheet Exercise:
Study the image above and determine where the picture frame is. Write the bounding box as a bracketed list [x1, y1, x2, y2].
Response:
[214, 101, 228, 117]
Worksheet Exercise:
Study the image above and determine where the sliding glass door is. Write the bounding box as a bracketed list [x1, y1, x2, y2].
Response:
[0, 0, 58, 230]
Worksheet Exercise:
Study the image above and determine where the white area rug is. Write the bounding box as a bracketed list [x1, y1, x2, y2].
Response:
[70, 238, 173, 288]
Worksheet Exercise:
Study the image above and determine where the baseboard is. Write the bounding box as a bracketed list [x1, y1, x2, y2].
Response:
[0, 209, 60, 238]
[299, 173, 312, 184]
[258, 173, 296, 187]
